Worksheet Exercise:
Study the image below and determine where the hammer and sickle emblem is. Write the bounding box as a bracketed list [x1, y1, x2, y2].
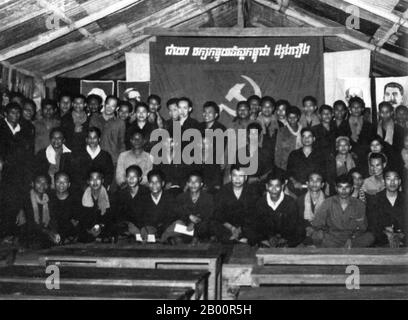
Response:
[220, 75, 262, 117]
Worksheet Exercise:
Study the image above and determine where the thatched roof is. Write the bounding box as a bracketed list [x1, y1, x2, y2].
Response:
[0, 0, 407, 81]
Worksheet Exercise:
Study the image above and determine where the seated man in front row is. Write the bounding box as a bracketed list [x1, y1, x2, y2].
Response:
[367, 170, 406, 247]
[212, 165, 260, 245]
[139, 169, 177, 242]
[113, 165, 149, 241]
[161, 170, 215, 244]
[255, 173, 304, 247]
[310, 174, 374, 248]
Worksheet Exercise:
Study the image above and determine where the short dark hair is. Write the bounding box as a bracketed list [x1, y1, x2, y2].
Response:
[73, 94, 86, 102]
[87, 168, 104, 179]
[275, 99, 290, 110]
[147, 169, 165, 182]
[166, 98, 179, 108]
[118, 101, 132, 111]
[54, 171, 71, 182]
[318, 104, 333, 114]
[5, 102, 21, 113]
[187, 170, 203, 181]
[130, 129, 145, 140]
[58, 93, 72, 102]
[301, 127, 314, 137]
[368, 152, 387, 165]
[86, 94, 103, 105]
[23, 98, 36, 109]
[384, 82, 403, 95]
[349, 96, 365, 109]
[203, 101, 220, 115]
[87, 126, 102, 138]
[230, 164, 247, 174]
[105, 95, 119, 104]
[178, 97, 193, 109]
[247, 95, 261, 103]
[333, 100, 347, 110]
[148, 94, 161, 105]
[378, 101, 393, 113]
[135, 102, 149, 112]
[395, 105, 408, 113]
[126, 165, 143, 178]
[307, 171, 324, 181]
[287, 106, 301, 118]
[335, 174, 352, 186]
[33, 173, 51, 185]
[383, 169, 401, 180]
[260, 96, 276, 106]
[49, 127, 65, 139]
[302, 96, 317, 106]
[265, 172, 285, 184]
[41, 99, 57, 110]
[370, 135, 384, 146]
[236, 100, 250, 110]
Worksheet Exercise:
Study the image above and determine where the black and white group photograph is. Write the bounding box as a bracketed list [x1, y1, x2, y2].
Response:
[0, 0, 407, 303]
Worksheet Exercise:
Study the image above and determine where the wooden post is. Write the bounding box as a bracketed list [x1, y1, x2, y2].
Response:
[237, 0, 244, 28]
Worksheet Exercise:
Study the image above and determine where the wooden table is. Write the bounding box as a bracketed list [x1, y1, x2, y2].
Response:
[256, 248, 408, 266]
[0, 281, 194, 300]
[222, 244, 257, 300]
[39, 243, 223, 300]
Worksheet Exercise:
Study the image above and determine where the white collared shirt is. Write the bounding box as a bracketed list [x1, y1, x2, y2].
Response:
[5, 119, 21, 135]
[266, 192, 284, 211]
[387, 194, 398, 207]
[86, 145, 101, 160]
[179, 117, 187, 126]
[46, 144, 71, 165]
[233, 188, 243, 200]
[151, 191, 162, 205]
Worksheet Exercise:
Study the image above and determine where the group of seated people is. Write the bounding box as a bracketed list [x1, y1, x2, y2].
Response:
[0, 90, 407, 249]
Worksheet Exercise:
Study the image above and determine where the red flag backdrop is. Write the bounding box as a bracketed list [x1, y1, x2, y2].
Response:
[150, 36, 324, 127]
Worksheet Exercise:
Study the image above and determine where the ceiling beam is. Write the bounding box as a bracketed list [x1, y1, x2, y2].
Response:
[144, 26, 346, 36]
[376, 9, 408, 48]
[0, 4, 47, 33]
[0, 60, 44, 79]
[253, 0, 408, 63]
[343, 0, 408, 24]
[0, 0, 144, 61]
[43, 0, 233, 79]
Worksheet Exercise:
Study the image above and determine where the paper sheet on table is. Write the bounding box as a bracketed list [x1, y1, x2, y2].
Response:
[147, 234, 156, 243]
[174, 223, 194, 236]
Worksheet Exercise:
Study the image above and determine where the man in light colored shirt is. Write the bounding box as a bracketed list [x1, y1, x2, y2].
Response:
[116, 131, 153, 188]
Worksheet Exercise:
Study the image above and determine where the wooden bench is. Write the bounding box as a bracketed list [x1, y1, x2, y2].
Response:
[0, 281, 194, 300]
[237, 285, 408, 300]
[39, 243, 224, 300]
[237, 247, 408, 300]
[256, 248, 408, 266]
[0, 265, 210, 299]
[251, 265, 408, 286]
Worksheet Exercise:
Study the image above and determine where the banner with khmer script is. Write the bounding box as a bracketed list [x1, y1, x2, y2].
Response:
[150, 37, 324, 127]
